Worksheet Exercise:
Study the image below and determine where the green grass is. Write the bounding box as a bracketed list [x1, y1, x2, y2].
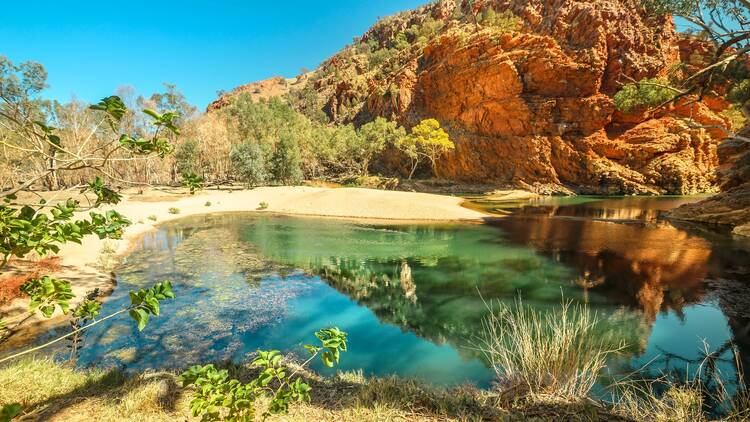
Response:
[167, 207, 180, 215]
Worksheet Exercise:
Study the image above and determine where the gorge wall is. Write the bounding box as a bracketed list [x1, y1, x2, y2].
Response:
[310, 0, 733, 194]
[212, 0, 736, 195]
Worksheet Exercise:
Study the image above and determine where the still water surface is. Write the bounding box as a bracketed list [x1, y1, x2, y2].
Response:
[14, 196, 750, 390]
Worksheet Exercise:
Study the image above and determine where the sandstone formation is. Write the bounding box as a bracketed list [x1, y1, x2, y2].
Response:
[314, 0, 733, 194]
[211, 0, 736, 195]
[669, 129, 750, 235]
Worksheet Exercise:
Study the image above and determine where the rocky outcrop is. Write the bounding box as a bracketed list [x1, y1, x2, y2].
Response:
[314, 0, 733, 194]
[207, 75, 307, 112]
[669, 127, 750, 235]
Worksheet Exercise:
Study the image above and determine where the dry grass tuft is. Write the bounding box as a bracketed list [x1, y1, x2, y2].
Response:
[475, 298, 622, 401]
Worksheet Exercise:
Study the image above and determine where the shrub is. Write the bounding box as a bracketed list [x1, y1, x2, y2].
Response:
[179, 327, 347, 421]
[173, 139, 201, 176]
[478, 9, 522, 32]
[258, 201, 269, 210]
[613, 78, 678, 112]
[476, 299, 621, 400]
[181, 172, 203, 194]
[147, 215, 158, 221]
[204, 201, 212, 207]
[270, 135, 303, 185]
[168, 207, 180, 215]
[230, 142, 268, 187]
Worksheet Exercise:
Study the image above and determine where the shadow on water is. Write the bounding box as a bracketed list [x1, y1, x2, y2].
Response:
[4, 196, 750, 397]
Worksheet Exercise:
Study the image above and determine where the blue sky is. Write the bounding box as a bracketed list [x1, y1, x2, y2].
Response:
[1, 1, 426, 109]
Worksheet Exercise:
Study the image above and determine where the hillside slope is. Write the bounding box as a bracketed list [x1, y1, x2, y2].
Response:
[214, 0, 735, 195]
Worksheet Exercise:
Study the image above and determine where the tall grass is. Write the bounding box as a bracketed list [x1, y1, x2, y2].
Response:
[475, 298, 621, 400]
[611, 344, 750, 421]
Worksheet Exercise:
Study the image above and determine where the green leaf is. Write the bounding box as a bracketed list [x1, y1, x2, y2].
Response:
[0, 403, 22, 422]
[129, 307, 150, 331]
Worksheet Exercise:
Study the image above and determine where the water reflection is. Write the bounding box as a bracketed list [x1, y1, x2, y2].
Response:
[5, 197, 750, 391]
[484, 196, 750, 387]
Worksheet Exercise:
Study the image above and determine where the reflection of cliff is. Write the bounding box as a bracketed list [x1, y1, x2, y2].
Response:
[491, 215, 712, 323]
[310, 253, 647, 362]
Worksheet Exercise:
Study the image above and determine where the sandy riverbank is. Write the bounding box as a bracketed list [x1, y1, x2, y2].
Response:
[0, 186, 488, 339]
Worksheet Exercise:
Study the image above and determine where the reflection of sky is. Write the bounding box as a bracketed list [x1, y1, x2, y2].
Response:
[5, 210, 748, 393]
[633, 302, 734, 375]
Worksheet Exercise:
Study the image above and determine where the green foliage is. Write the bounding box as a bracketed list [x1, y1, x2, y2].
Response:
[728, 79, 750, 105]
[179, 327, 347, 421]
[86, 176, 122, 207]
[477, 9, 522, 31]
[356, 117, 406, 175]
[205, 201, 212, 207]
[642, 0, 698, 16]
[0, 200, 131, 267]
[148, 214, 158, 221]
[369, 48, 398, 69]
[230, 142, 269, 186]
[182, 172, 204, 194]
[0, 55, 47, 102]
[258, 201, 269, 210]
[148, 82, 197, 124]
[613, 78, 678, 112]
[270, 136, 303, 185]
[168, 207, 180, 215]
[72, 298, 102, 320]
[89, 95, 127, 131]
[127, 281, 175, 331]
[305, 327, 348, 367]
[397, 118, 454, 178]
[0, 403, 21, 422]
[174, 139, 202, 176]
[20, 276, 74, 318]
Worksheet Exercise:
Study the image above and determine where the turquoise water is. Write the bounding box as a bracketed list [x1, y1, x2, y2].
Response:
[8, 196, 750, 393]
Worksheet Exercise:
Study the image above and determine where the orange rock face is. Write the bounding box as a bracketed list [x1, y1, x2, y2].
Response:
[361, 0, 731, 194]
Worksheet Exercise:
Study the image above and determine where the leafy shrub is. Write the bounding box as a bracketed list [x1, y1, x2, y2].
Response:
[147, 215, 158, 221]
[613, 78, 677, 112]
[478, 9, 522, 31]
[230, 142, 268, 187]
[182, 172, 204, 195]
[174, 139, 201, 176]
[728, 78, 750, 105]
[20, 276, 74, 318]
[270, 135, 303, 185]
[168, 207, 180, 215]
[396, 118, 454, 178]
[258, 201, 269, 210]
[180, 327, 347, 421]
[0, 199, 131, 267]
[204, 201, 212, 207]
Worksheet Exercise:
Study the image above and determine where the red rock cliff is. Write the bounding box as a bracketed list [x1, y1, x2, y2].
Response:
[333, 0, 732, 194]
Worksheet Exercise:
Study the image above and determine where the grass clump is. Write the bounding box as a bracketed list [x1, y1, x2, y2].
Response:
[476, 298, 621, 401]
[167, 207, 180, 215]
[95, 240, 119, 270]
[204, 201, 211, 207]
[257, 201, 269, 210]
[147, 215, 157, 221]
